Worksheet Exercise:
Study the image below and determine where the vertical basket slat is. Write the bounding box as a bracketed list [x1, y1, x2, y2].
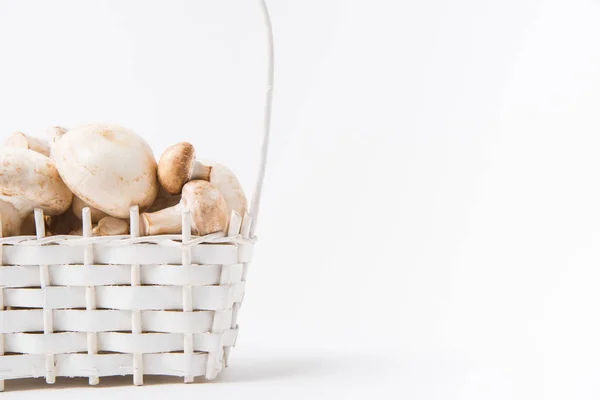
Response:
[181, 210, 194, 383]
[129, 206, 144, 386]
[223, 211, 243, 366]
[35, 209, 56, 385]
[224, 212, 253, 366]
[82, 208, 99, 385]
[0, 215, 4, 392]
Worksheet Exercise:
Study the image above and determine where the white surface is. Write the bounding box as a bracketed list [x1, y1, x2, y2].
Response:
[2, 0, 600, 398]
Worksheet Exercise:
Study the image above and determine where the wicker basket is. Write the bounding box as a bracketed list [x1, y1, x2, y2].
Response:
[0, 0, 274, 391]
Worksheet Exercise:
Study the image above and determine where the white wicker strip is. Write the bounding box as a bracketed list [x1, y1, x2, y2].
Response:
[4, 330, 238, 354]
[1, 242, 246, 266]
[3, 283, 246, 310]
[0, 264, 244, 288]
[0, 353, 214, 379]
[1, 309, 228, 334]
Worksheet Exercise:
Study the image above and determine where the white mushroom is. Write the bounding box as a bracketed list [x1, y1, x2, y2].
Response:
[4, 131, 51, 157]
[140, 180, 228, 236]
[158, 142, 247, 216]
[45, 126, 68, 159]
[71, 195, 108, 223]
[0, 147, 72, 233]
[51, 123, 159, 218]
[4, 127, 77, 236]
[93, 216, 129, 236]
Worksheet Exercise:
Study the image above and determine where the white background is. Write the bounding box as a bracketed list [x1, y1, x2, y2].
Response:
[1, 0, 600, 398]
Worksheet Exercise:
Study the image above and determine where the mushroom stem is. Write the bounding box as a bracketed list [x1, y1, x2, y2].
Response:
[140, 202, 184, 236]
[140, 180, 229, 236]
[191, 163, 211, 181]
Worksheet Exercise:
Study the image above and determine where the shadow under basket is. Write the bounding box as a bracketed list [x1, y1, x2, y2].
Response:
[0, 0, 274, 391]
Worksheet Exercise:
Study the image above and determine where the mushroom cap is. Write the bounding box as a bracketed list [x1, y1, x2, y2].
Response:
[157, 142, 195, 195]
[182, 180, 229, 236]
[200, 160, 247, 217]
[52, 124, 159, 218]
[4, 132, 51, 157]
[0, 147, 72, 216]
[71, 195, 108, 223]
[45, 126, 68, 159]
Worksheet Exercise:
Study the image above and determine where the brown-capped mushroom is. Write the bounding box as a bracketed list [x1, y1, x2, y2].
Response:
[0, 147, 72, 232]
[140, 180, 228, 236]
[157, 142, 247, 216]
[4, 131, 51, 157]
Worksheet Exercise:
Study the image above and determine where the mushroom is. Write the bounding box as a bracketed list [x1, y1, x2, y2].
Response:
[0, 147, 72, 233]
[4, 131, 51, 157]
[51, 123, 159, 218]
[4, 129, 75, 235]
[71, 195, 108, 223]
[69, 216, 129, 236]
[0, 200, 24, 237]
[140, 180, 228, 236]
[157, 142, 247, 216]
[43, 127, 110, 221]
[45, 126, 68, 159]
[69, 228, 84, 235]
[93, 216, 129, 236]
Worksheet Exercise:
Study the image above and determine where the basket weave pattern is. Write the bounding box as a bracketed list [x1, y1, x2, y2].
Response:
[0, 207, 254, 388]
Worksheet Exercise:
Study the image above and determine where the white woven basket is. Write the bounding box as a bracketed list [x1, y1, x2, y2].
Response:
[0, 0, 274, 390]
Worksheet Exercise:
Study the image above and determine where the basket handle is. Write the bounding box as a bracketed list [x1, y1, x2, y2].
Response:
[248, 0, 274, 237]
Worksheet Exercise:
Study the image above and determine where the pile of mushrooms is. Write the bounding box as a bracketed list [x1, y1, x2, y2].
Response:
[0, 124, 247, 237]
